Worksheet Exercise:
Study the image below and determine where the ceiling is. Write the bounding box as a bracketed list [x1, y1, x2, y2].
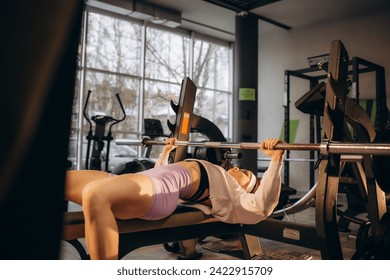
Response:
[146, 0, 390, 41]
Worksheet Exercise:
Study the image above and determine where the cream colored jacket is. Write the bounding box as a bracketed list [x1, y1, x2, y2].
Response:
[155, 148, 282, 225]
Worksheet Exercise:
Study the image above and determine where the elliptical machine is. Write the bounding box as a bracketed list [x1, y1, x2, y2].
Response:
[83, 90, 126, 172]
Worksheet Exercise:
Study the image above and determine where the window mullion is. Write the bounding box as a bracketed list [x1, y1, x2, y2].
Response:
[189, 31, 194, 80]
[138, 22, 147, 153]
[228, 42, 234, 141]
[76, 9, 89, 170]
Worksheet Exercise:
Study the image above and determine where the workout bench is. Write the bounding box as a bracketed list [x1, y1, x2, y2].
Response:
[62, 203, 324, 260]
[63, 206, 245, 259]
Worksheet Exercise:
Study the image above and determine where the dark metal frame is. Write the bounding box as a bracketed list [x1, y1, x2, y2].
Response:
[284, 57, 388, 188]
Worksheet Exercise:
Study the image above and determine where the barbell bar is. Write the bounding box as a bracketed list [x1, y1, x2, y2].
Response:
[258, 157, 317, 162]
[115, 138, 390, 156]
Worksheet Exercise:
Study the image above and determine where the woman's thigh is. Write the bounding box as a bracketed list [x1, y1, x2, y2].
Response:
[65, 170, 111, 205]
[82, 174, 155, 220]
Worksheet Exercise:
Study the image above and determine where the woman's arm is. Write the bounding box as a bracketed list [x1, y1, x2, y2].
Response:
[154, 138, 177, 167]
[234, 138, 285, 224]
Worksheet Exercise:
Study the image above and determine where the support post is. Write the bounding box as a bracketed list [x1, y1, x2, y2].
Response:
[234, 13, 258, 173]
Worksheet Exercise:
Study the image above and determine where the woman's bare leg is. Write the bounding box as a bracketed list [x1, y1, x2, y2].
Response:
[81, 174, 154, 260]
[64, 170, 110, 205]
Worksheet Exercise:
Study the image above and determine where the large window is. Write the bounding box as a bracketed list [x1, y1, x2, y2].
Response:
[70, 8, 232, 169]
[144, 27, 190, 134]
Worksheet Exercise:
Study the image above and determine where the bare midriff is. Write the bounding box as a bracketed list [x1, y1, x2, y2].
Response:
[176, 161, 211, 206]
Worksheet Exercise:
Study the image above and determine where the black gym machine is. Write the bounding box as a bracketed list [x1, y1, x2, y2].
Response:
[82, 90, 126, 172]
[284, 56, 388, 189]
[289, 52, 390, 258]
[288, 55, 388, 234]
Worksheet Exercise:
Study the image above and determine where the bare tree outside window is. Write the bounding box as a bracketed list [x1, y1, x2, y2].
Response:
[144, 27, 230, 136]
[144, 27, 189, 134]
[193, 39, 230, 135]
[85, 13, 141, 139]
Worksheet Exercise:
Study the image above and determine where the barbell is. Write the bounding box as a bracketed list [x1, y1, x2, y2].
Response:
[115, 138, 390, 156]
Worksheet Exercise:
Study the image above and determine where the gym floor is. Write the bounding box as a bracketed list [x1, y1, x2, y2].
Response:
[60, 193, 357, 260]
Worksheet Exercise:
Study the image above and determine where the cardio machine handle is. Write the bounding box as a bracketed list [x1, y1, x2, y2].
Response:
[108, 93, 126, 131]
[83, 90, 93, 133]
[105, 93, 126, 172]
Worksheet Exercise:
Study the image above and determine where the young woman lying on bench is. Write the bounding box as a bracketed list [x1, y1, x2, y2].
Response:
[65, 138, 285, 259]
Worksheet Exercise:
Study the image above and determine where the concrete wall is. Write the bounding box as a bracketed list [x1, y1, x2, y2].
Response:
[257, 8, 390, 191]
